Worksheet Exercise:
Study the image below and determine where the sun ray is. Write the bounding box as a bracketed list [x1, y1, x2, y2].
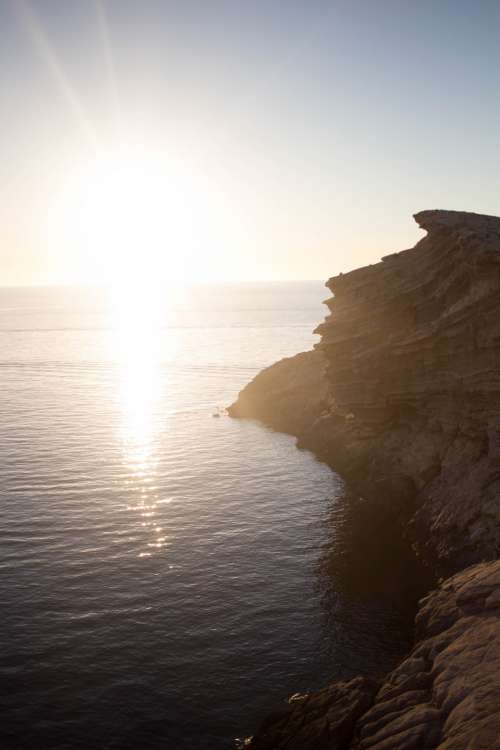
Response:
[95, 0, 122, 136]
[13, 0, 98, 149]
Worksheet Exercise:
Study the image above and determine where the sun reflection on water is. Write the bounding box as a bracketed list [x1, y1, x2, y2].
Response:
[110, 282, 172, 557]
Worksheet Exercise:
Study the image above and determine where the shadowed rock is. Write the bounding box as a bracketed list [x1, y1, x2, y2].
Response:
[350, 560, 500, 750]
[245, 561, 500, 750]
[244, 676, 378, 750]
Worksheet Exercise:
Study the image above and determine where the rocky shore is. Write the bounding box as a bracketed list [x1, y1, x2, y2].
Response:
[229, 210, 500, 749]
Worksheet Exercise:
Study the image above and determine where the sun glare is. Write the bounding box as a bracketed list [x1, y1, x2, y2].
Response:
[55, 144, 220, 286]
[109, 282, 171, 557]
[113, 283, 162, 469]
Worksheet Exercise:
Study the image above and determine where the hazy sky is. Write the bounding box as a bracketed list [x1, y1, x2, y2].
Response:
[2, 0, 500, 284]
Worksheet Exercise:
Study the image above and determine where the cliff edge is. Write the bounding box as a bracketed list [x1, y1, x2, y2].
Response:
[232, 209, 500, 572]
[230, 210, 500, 749]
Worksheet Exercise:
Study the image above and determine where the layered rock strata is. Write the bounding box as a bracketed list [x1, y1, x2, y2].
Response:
[230, 210, 500, 749]
[231, 210, 500, 572]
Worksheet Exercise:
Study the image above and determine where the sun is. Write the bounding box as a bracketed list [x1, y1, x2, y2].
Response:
[54, 143, 218, 286]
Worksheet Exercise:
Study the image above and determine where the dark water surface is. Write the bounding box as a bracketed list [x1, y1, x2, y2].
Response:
[0, 284, 428, 749]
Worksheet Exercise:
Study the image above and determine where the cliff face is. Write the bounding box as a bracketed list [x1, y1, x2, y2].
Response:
[231, 210, 500, 573]
[230, 210, 500, 749]
[306, 209, 500, 572]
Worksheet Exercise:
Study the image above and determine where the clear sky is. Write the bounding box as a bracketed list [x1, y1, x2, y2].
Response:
[1, 0, 500, 285]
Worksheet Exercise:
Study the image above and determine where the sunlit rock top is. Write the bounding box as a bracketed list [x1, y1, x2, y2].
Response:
[414, 208, 500, 235]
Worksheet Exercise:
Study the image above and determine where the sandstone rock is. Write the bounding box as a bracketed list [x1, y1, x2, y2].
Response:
[228, 349, 328, 437]
[242, 562, 500, 749]
[244, 676, 378, 750]
[351, 560, 500, 750]
[308, 210, 500, 570]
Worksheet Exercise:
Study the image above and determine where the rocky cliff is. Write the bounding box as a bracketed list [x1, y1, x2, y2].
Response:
[230, 210, 500, 749]
[231, 209, 500, 572]
[246, 561, 500, 750]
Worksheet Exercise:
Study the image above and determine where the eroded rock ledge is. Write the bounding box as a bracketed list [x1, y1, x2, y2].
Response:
[230, 210, 500, 749]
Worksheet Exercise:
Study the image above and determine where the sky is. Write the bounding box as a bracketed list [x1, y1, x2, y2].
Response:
[1, 0, 500, 285]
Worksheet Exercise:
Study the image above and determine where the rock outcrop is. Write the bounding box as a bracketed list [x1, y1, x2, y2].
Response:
[227, 349, 328, 436]
[247, 560, 500, 750]
[244, 676, 379, 750]
[230, 210, 500, 749]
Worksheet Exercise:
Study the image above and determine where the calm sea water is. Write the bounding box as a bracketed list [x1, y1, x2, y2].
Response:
[0, 283, 427, 750]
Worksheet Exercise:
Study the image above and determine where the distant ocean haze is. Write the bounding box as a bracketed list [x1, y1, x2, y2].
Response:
[0, 283, 424, 750]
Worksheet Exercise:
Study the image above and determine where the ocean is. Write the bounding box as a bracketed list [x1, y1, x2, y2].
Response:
[0, 283, 425, 749]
